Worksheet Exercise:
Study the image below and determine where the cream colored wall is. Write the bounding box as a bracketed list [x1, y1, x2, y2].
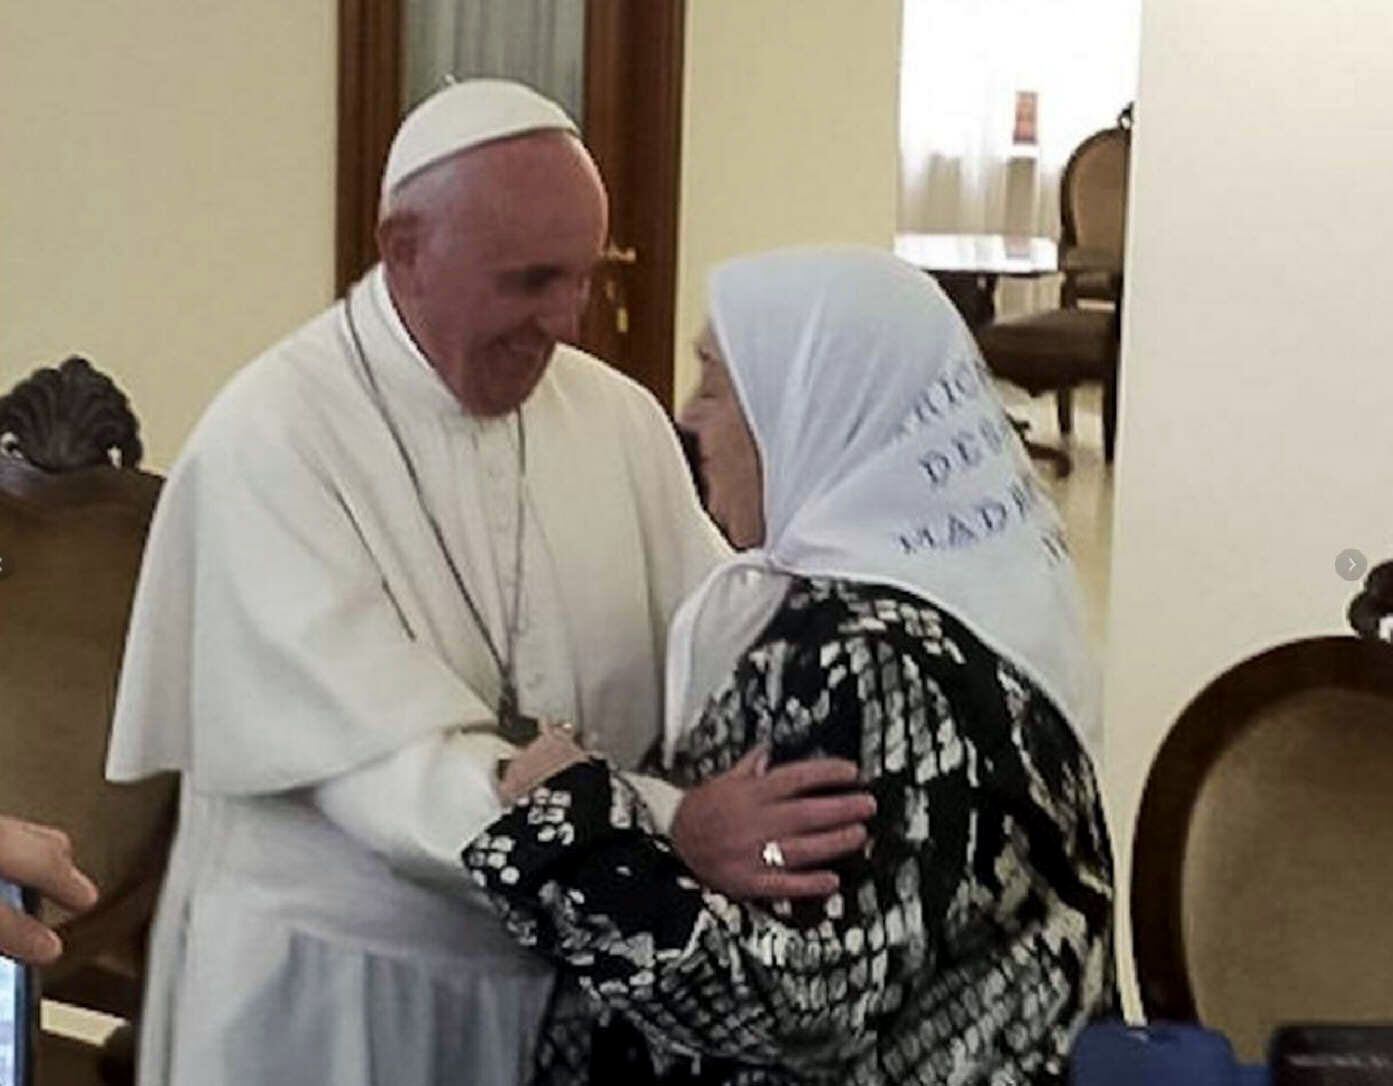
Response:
[1105, 0, 1393, 1015]
[0, 1, 337, 470]
[673, 0, 902, 402]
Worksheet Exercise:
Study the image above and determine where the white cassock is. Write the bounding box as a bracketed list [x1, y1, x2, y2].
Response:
[107, 267, 727, 1086]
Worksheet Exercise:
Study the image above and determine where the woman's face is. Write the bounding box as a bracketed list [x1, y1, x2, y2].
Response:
[678, 324, 766, 548]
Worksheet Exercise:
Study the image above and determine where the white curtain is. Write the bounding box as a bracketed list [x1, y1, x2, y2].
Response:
[898, 0, 1141, 313]
[402, 0, 586, 124]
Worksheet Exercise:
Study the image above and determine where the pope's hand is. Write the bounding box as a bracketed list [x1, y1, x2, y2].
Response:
[669, 747, 875, 901]
[0, 816, 100, 965]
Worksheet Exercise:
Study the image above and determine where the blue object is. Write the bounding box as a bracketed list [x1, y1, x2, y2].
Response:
[1, 879, 36, 1086]
[1071, 1020, 1271, 1086]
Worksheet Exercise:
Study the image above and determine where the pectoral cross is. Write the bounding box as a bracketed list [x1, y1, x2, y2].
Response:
[496, 681, 540, 745]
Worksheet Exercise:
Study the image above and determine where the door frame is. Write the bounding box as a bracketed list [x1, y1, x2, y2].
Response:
[335, 0, 687, 407]
[336, 0, 402, 298]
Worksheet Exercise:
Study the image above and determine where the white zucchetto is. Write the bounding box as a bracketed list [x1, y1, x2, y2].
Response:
[380, 78, 578, 203]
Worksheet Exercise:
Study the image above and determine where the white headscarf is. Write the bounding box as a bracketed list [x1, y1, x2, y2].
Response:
[663, 246, 1100, 764]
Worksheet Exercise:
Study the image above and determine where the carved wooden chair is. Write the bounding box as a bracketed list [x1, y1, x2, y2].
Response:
[1347, 560, 1393, 643]
[0, 357, 176, 1086]
[976, 104, 1132, 473]
[1131, 584, 1393, 1063]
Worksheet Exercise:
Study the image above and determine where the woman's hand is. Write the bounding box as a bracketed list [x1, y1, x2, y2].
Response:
[0, 816, 99, 965]
[670, 747, 874, 901]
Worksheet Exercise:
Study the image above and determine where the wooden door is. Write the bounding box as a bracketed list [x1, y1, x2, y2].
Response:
[337, 0, 686, 407]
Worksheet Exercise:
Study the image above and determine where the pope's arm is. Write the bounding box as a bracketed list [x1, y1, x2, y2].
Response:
[315, 736, 685, 891]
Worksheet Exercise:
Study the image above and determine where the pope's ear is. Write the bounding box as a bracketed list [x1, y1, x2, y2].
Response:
[377, 212, 419, 277]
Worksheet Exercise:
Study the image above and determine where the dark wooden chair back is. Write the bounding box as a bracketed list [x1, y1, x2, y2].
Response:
[1060, 104, 1132, 307]
[973, 106, 1133, 471]
[0, 358, 176, 1082]
[1131, 635, 1393, 1063]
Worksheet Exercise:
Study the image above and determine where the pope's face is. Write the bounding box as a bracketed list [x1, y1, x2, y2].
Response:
[678, 325, 766, 549]
[388, 133, 608, 417]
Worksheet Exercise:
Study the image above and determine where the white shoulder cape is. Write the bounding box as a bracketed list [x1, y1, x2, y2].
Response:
[108, 273, 725, 794]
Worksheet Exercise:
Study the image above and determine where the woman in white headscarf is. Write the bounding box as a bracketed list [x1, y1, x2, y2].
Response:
[464, 247, 1115, 1085]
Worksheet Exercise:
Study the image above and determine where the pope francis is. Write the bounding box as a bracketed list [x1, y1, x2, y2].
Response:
[105, 80, 755, 1085]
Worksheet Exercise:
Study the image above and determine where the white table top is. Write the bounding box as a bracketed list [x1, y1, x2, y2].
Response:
[895, 232, 1059, 277]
